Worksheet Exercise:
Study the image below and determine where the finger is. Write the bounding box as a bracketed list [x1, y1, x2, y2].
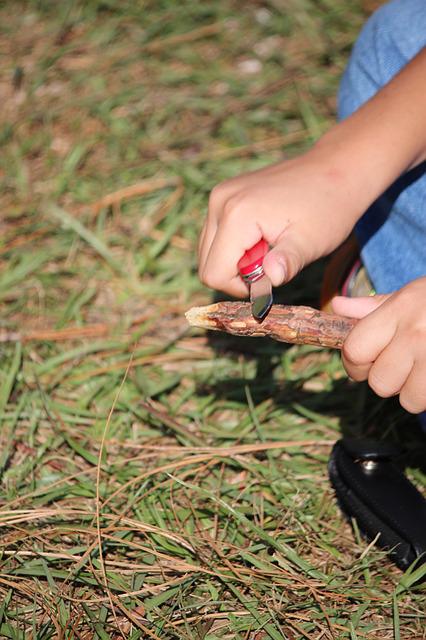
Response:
[367, 337, 414, 398]
[199, 183, 237, 272]
[399, 359, 426, 413]
[198, 211, 218, 276]
[262, 230, 306, 287]
[341, 352, 372, 382]
[198, 224, 207, 261]
[222, 275, 250, 298]
[342, 299, 398, 366]
[332, 294, 390, 319]
[198, 218, 218, 273]
[202, 210, 263, 295]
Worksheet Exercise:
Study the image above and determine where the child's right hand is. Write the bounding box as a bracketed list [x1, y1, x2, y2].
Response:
[198, 49, 426, 299]
[198, 144, 365, 298]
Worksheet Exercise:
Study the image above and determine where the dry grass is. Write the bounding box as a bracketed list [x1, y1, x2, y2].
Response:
[0, 1, 425, 638]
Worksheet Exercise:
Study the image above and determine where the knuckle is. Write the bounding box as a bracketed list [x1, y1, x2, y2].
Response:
[348, 368, 368, 382]
[209, 183, 226, 206]
[221, 194, 246, 224]
[399, 394, 419, 414]
[341, 357, 368, 382]
[209, 181, 238, 210]
[368, 371, 394, 398]
[342, 339, 365, 366]
[409, 322, 426, 343]
[199, 267, 219, 290]
[399, 389, 426, 414]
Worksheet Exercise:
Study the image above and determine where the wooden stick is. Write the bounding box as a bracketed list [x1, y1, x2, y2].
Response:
[185, 302, 356, 349]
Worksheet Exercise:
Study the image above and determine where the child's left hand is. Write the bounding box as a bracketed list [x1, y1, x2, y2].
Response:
[332, 276, 426, 413]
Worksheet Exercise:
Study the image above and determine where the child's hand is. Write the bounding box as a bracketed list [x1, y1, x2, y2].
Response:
[198, 49, 426, 299]
[198, 146, 365, 298]
[332, 277, 426, 413]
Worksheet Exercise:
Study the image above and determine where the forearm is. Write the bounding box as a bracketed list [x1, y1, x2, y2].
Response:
[313, 46, 426, 225]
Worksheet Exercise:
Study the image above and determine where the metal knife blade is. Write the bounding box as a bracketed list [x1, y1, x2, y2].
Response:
[250, 273, 273, 321]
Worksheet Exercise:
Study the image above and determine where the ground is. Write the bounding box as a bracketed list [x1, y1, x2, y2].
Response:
[0, 1, 425, 638]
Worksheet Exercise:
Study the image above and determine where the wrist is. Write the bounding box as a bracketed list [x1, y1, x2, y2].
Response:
[305, 137, 378, 227]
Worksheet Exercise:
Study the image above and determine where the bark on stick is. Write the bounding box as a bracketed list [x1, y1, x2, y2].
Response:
[185, 302, 356, 349]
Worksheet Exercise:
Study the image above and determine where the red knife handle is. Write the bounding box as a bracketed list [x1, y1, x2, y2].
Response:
[238, 239, 269, 282]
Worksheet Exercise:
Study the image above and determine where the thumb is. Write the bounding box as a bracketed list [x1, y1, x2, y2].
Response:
[332, 293, 391, 319]
[262, 238, 305, 287]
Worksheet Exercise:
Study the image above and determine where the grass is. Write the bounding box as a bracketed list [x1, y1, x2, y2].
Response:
[0, 0, 425, 638]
